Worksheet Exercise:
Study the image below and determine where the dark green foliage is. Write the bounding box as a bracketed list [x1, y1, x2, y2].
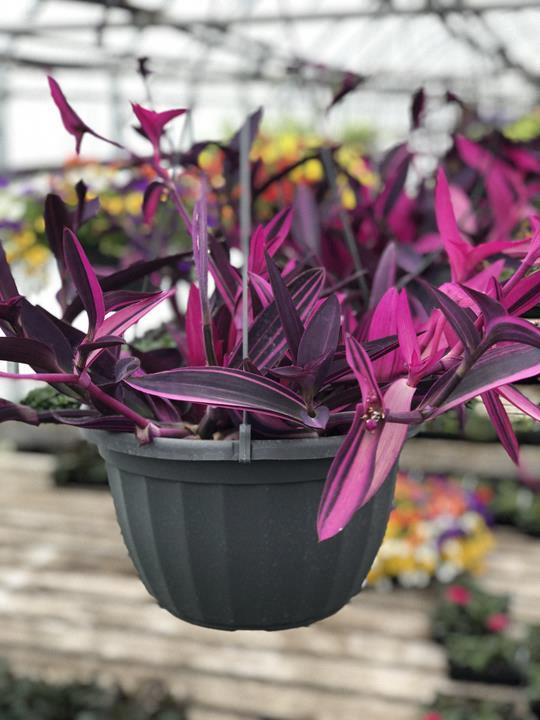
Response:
[481, 478, 540, 537]
[53, 441, 107, 486]
[22, 386, 80, 411]
[426, 693, 525, 720]
[445, 634, 527, 686]
[131, 325, 176, 353]
[0, 663, 187, 720]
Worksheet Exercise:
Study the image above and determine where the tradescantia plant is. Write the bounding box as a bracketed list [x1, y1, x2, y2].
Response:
[0, 78, 539, 542]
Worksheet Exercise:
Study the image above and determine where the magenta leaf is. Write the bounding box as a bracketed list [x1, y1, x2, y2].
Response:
[498, 385, 540, 423]
[424, 283, 480, 354]
[127, 367, 326, 429]
[370, 243, 397, 309]
[364, 378, 416, 504]
[63, 228, 105, 338]
[345, 334, 383, 407]
[317, 406, 381, 541]
[396, 289, 420, 367]
[185, 285, 206, 366]
[131, 103, 186, 157]
[48, 76, 122, 154]
[435, 168, 471, 281]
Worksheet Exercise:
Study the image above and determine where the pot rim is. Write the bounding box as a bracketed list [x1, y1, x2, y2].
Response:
[84, 429, 345, 462]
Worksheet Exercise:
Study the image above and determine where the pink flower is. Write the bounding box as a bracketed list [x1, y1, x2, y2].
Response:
[486, 613, 510, 633]
[423, 713, 443, 720]
[445, 585, 472, 606]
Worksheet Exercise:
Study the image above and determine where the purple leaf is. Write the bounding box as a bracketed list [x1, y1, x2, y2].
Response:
[228, 268, 324, 370]
[0, 243, 18, 300]
[92, 289, 173, 343]
[209, 236, 240, 315]
[19, 301, 74, 371]
[77, 336, 124, 356]
[317, 406, 381, 541]
[0, 399, 39, 426]
[298, 295, 341, 367]
[436, 344, 540, 415]
[370, 243, 397, 309]
[228, 107, 263, 154]
[63, 228, 105, 338]
[0, 337, 62, 372]
[50, 412, 135, 432]
[460, 284, 505, 325]
[482, 390, 520, 464]
[143, 181, 166, 224]
[265, 253, 304, 360]
[62, 251, 191, 323]
[127, 367, 326, 429]
[193, 191, 210, 322]
[104, 290, 162, 312]
[327, 71, 365, 112]
[484, 316, 540, 351]
[504, 270, 540, 316]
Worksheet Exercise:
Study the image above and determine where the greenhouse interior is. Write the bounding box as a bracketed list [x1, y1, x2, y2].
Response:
[0, 1, 539, 719]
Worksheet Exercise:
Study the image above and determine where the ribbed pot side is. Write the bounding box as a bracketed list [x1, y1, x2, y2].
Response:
[87, 431, 396, 631]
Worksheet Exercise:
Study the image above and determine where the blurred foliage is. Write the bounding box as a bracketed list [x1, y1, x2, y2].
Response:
[424, 694, 525, 720]
[0, 663, 187, 720]
[22, 386, 80, 411]
[431, 578, 510, 643]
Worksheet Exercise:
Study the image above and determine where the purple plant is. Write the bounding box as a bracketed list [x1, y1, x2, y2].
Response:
[0, 79, 538, 542]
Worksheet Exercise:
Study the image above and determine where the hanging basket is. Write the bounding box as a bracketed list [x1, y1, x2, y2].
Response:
[87, 430, 396, 631]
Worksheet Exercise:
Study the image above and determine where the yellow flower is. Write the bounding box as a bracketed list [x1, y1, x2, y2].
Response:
[25, 244, 49, 269]
[342, 186, 356, 210]
[102, 196, 124, 215]
[124, 192, 143, 215]
[304, 159, 323, 182]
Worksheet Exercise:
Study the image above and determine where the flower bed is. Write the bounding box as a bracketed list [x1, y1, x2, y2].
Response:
[367, 473, 494, 588]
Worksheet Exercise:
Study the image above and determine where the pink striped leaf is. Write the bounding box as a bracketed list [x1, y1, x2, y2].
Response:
[127, 367, 327, 429]
[482, 390, 520, 464]
[317, 405, 382, 541]
[63, 229, 105, 338]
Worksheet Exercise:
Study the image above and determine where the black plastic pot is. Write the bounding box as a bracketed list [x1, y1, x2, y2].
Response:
[86, 431, 396, 631]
